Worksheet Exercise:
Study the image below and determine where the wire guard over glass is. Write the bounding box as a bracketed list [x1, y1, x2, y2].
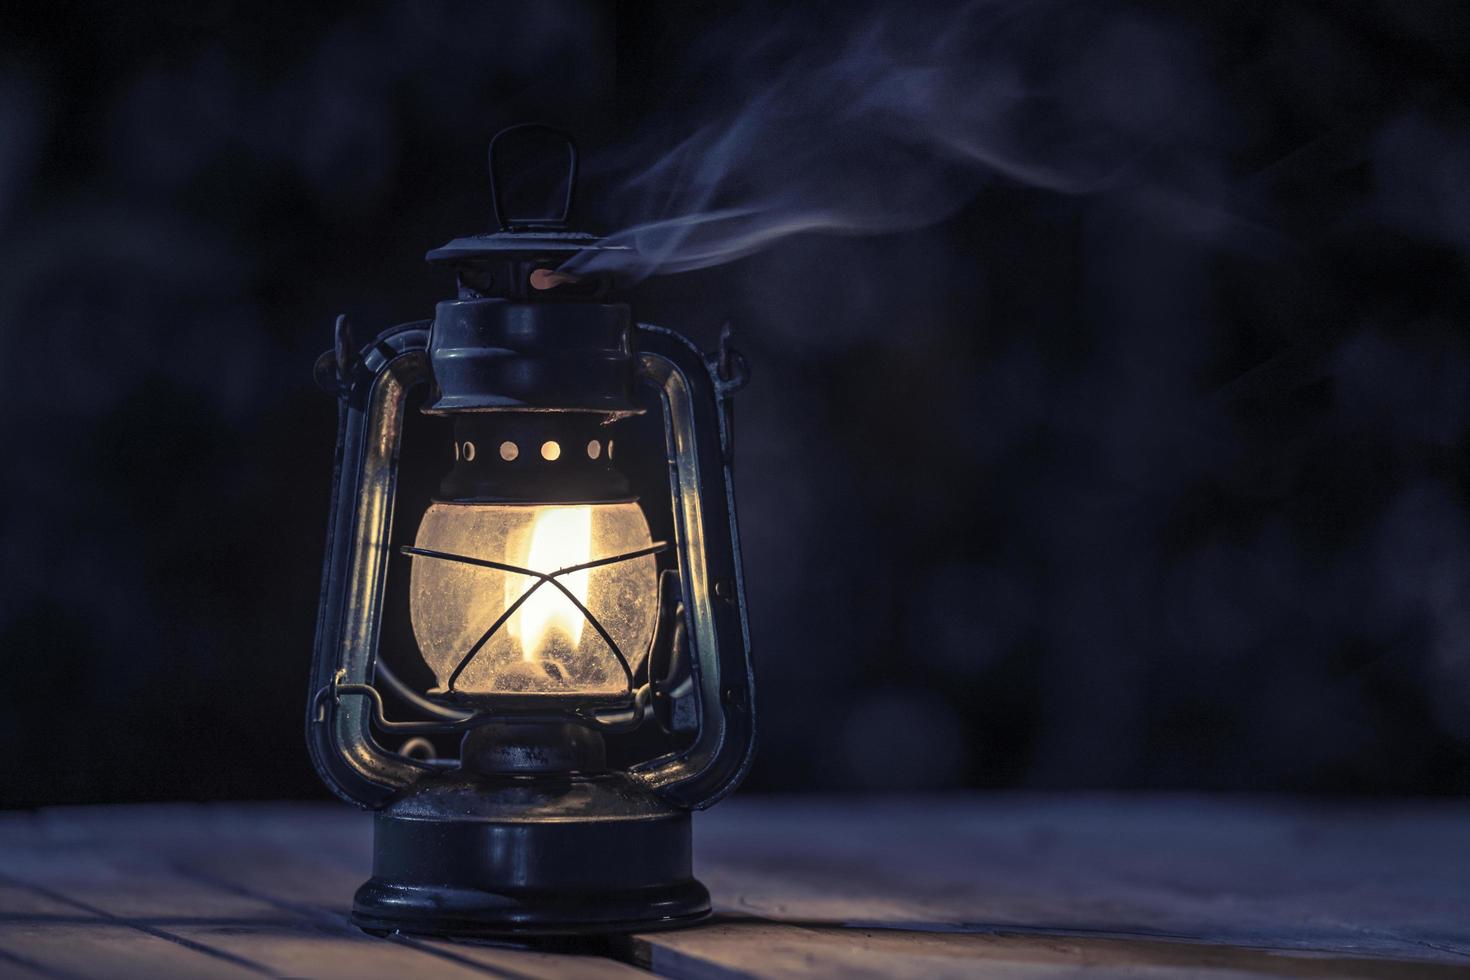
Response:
[400, 540, 670, 696]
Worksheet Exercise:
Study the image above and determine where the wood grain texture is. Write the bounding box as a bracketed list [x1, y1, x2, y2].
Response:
[629, 918, 1470, 980]
[0, 878, 263, 979]
[0, 804, 643, 979]
[646, 795, 1470, 978]
[1, 796, 1468, 978]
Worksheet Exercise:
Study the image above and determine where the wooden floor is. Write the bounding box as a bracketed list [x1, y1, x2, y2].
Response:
[1, 795, 1468, 978]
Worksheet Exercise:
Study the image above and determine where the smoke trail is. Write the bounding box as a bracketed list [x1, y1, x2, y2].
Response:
[565, 1, 1199, 278]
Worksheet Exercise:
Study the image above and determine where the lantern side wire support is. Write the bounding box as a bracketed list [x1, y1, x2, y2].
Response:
[574, 682, 654, 734]
[312, 670, 484, 735]
[400, 541, 670, 696]
[312, 669, 646, 738]
[373, 658, 474, 723]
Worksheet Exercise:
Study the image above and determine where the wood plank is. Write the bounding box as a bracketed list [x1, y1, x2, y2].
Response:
[0, 920, 265, 980]
[630, 917, 1470, 980]
[0, 880, 264, 980]
[76, 811, 648, 979]
[27, 803, 371, 870]
[694, 797, 1470, 953]
[177, 853, 648, 979]
[8, 796, 1470, 978]
[0, 948, 57, 980]
[0, 822, 644, 979]
[629, 795, 1470, 978]
[175, 850, 649, 978]
[411, 937, 652, 980]
[17, 809, 655, 980]
[0, 855, 492, 980]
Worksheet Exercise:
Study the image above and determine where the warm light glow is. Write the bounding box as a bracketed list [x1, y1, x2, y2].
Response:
[408, 501, 659, 697]
[509, 506, 592, 661]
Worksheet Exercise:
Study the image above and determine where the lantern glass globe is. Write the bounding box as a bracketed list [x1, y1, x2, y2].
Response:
[409, 501, 659, 698]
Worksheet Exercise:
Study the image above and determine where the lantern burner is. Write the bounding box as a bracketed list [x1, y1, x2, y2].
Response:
[460, 720, 607, 775]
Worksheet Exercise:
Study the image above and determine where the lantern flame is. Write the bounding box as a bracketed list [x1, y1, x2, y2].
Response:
[509, 506, 592, 661]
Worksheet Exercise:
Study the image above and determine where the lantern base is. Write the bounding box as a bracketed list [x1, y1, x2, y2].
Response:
[350, 772, 711, 937]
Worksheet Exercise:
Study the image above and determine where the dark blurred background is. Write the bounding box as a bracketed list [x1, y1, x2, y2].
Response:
[5, 0, 1470, 806]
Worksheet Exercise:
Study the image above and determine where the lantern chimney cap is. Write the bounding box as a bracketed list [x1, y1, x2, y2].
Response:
[426, 124, 631, 265]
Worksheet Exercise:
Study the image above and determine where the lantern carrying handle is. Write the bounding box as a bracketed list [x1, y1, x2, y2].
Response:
[488, 124, 578, 231]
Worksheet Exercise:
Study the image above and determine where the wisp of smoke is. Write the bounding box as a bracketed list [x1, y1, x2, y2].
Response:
[563, 1, 1163, 279]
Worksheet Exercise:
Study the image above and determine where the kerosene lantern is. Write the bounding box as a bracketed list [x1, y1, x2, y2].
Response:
[306, 125, 754, 936]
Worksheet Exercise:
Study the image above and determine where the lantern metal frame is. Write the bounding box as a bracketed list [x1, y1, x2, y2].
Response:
[308, 319, 754, 808]
[304, 315, 754, 938]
